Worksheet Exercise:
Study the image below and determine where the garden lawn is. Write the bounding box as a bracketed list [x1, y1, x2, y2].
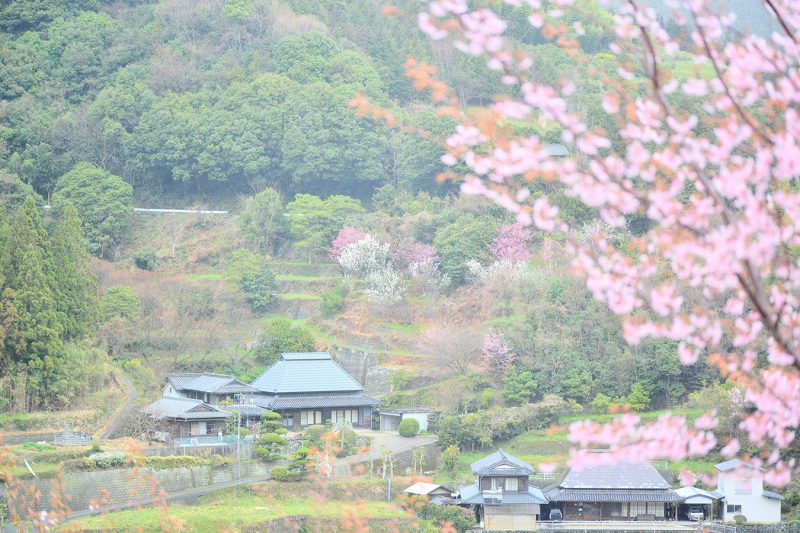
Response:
[67, 492, 409, 532]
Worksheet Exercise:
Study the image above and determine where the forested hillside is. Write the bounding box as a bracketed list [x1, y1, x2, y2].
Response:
[0, 0, 734, 418]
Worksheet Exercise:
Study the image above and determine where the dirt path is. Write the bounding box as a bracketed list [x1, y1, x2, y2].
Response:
[97, 371, 138, 440]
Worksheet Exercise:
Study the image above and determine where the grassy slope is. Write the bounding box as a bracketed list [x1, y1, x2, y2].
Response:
[67, 481, 420, 532]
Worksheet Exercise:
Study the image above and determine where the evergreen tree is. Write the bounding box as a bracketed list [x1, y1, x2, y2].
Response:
[51, 203, 97, 339]
[1, 197, 64, 409]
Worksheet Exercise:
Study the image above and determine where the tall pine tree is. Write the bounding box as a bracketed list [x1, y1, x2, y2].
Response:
[51, 203, 97, 339]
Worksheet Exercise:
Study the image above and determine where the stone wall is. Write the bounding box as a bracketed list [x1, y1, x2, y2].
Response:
[0, 461, 269, 517]
[333, 348, 392, 397]
[737, 525, 800, 533]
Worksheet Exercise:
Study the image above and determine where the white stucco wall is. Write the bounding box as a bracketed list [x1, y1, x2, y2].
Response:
[718, 471, 782, 523]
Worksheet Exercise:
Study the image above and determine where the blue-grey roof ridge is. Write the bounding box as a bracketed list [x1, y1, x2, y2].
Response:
[251, 352, 363, 394]
[763, 489, 784, 500]
[458, 483, 547, 505]
[142, 397, 230, 419]
[471, 449, 535, 476]
[560, 462, 670, 490]
[281, 352, 332, 360]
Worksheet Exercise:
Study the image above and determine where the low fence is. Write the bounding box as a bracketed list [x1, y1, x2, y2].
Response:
[0, 432, 60, 445]
[141, 441, 253, 459]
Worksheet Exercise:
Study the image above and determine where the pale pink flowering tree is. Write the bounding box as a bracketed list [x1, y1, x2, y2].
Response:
[394, 243, 439, 266]
[490, 223, 533, 262]
[352, 0, 800, 484]
[329, 226, 368, 260]
[482, 332, 516, 375]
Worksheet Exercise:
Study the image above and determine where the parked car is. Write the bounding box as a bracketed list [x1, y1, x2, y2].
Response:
[687, 506, 705, 521]
[549, 508, 563, 521]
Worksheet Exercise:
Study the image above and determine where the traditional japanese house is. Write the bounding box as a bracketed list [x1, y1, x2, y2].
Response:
[250, 352, 378, 430]
[544, 461, 681, 521]
[458, 449, 548, 530]
[163, 372, 259, 405]
[141, 396, 231, 442]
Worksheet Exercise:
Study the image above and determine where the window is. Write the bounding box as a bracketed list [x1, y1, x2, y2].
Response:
[610, 502, 623, 516]
[331, 409, 358, 424]
[651, 503, 665, 517]
[735, 479, 752, 493]
[629, 502, 647, 516]
[505, 478, 518, 491]
[490, 478, 502, 491]
[300, 410, 322, 426]
[190, 421, 207, 436]
[727, 504, 742, 513]
[283, 414, 294, 428]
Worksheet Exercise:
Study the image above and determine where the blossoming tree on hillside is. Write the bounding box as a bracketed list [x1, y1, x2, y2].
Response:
[353, 0, 800, 485]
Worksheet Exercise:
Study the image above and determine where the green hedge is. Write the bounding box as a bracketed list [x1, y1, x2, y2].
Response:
[398, 418, 420, 437]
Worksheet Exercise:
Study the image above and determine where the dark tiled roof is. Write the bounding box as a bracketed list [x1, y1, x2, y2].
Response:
[459, 483, 548, 505]
[560, 462, 670, 490]
[471, 449, 535, 476]
[167, 373, 258, 394]
[252, 392, 378, 410]
[251, 352, 364, 394]
[142, 397, 230, 420]
[547, 488, 682, 502]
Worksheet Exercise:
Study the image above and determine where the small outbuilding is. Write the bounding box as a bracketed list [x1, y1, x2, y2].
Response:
[404, 482, 455, 500]
[379, 408, 434, 432]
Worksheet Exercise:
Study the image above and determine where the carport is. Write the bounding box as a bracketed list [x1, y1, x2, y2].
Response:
[675, 486, 721, 521]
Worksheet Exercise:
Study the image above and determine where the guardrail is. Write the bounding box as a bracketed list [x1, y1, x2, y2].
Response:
[537, 520, 700, 531]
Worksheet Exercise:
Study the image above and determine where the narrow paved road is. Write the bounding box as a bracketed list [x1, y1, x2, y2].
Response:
[63, 473, 271, 522]
[98, 371, 138, 440]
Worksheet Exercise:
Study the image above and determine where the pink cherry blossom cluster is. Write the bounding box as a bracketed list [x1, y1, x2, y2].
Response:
[416, 0, 800, 485]
[490, 223, 533, 262]
[329, 226, 368, 260]
[394, 242, 439, 266]
[482, 332, 516, 374]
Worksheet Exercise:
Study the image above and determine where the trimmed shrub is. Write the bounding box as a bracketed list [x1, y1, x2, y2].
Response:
[733, 514, 747, 524]
[398, 417, 420, 437]
[270, 465, 295, 482]
[87, 451, 128, 469]
[417, 502, 475, 532]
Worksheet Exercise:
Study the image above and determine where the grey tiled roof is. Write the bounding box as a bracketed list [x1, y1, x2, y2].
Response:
[251, 352, 364, 394]
[560, 462, 670, 490]
[675, 486, 722, 501]
[547, 488, 681, 502]
[763, 490, 784, 501]
[167, 373, 259, 394]
[459, 483, 548, 505]
[471, 449, 535, 476]
[252, 392, 378, 410]
[715, 459, 745, 471]
[224, 404, 266, 417]
[142, 397, 230, 420]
